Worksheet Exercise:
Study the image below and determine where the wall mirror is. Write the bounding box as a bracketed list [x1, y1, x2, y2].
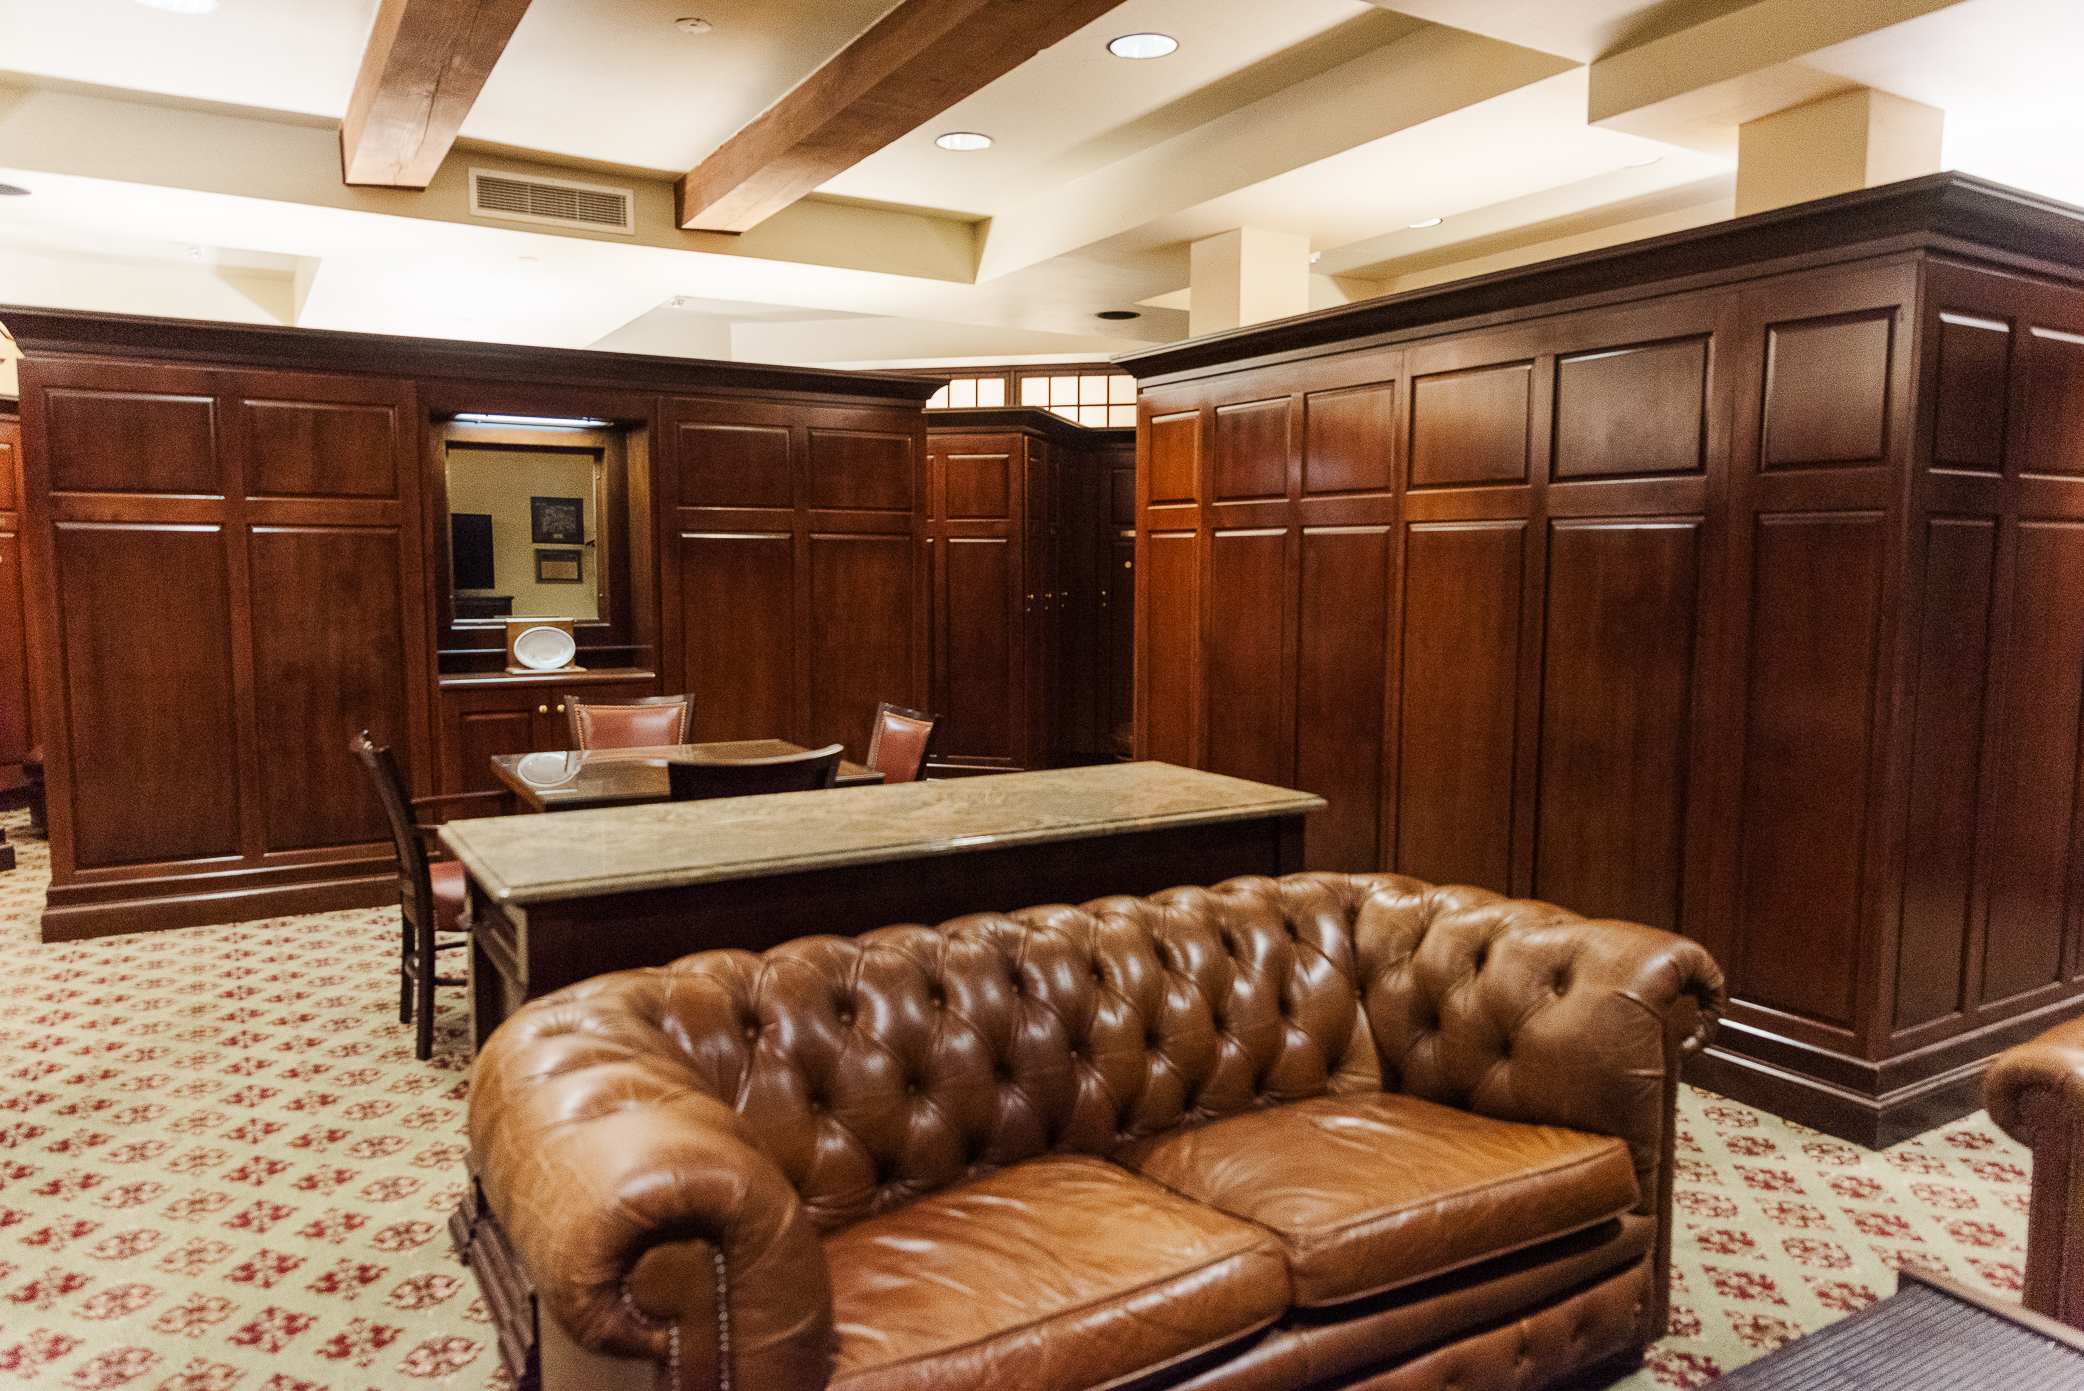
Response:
[435, 417, 646, 670]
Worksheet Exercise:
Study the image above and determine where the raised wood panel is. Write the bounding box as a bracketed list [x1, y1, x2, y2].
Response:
[1149, 412, 1200, 504]
[1396, 522, 1523, 891]
[249, 527, 409, 850]
[1763, 314, 1893, 469]
[245, 399, 399, 498]
[1204, 529, 1288, 787]
[57, 523, 241, 867]
[1297, 526, 1389, 871]
[1304, 383, 1395, 496]
[1144, 531, 1198, 767]
[1981, 520, 2084, 1004]
[807, 430, 912, 513]
[1409, 363, 1531, 488]
[1553, 338, 1707, 479]
[1733, 513, 1886, 1027]
[1109, 535, 1135, 758]
[1931, 316, 2011, 473]
[0, 422, 26, 765]
[945, 451, 1012, 521]
[2022, 328, 2084, 477]
[1896, 518, 1997, 1029]
[679, 423, 792, 510]
[941, 537, 1016, 761]
[681, 532, 794, 741]
[1213, 399, 1289, 501]
[1111, 464, 1135, 526]
[810, 534, 913, 759]
[45, 389, 219, 495]
[1534, 520, 1700, 931]
[458, 709, 538, 795]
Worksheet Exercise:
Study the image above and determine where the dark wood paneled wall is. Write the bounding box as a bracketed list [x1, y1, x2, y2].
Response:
[666, 398, 928, 763]
[4, 309, 940, 938]
[1121, 174, 2084, 1145]
[25, 358, 429, 935]
[924, 410, 1129, 774]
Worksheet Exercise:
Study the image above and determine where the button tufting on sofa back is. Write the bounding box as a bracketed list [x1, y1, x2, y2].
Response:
[482, 871, 1717, 1236]
[533, 876, 1398, 1232]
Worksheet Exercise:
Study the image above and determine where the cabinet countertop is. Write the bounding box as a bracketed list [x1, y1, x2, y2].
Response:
[437, 667, 656, 690]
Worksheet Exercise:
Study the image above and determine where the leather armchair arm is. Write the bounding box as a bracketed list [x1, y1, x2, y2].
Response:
[468, 973, 834, 1391]
[1985, 1015, 2084, 1327]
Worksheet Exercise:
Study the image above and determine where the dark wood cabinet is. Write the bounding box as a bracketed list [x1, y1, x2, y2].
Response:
[924, 410, 1129, 775]
[2, 310, 940, 939]
[1119, 173, 2084, 1146]
[437, 670, 658, 794]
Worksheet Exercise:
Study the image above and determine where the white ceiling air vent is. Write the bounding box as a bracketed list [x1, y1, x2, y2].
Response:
[469, 169, 635, 234]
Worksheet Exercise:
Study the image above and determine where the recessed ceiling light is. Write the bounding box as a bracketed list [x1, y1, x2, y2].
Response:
[1096, 310, 1141, 320]
[1108, 33, 1178, 59]
[1409, 217, 1443, 229]
[133, 0, 218, 12]
[935, 132, 992, 152]
[674, 17, 712, 34]
[0, 185, 28, 197]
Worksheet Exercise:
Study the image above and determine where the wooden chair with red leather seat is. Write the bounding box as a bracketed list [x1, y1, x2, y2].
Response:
[352, 732, 505, 1061]
[666, 743, 844, 801]
[564, 694, 692, 750]
[866, 702, 938, 784]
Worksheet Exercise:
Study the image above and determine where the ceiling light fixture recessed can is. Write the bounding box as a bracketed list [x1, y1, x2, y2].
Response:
[935, 132, 992, 151]
[133, 0, 219, 12]
[1096, 310, 1141, 320]
[1108, 33, 1178, 59]
[674, 17, 712, 33]
[1409, 217, 1443, 229]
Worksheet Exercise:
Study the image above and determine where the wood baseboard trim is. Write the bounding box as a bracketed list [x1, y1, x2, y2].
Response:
[39, 873, 396, 942]
[1685, 1046, 1991, 1148]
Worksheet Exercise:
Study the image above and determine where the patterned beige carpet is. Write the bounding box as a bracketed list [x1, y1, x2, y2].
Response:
[0, 810, 2036, 1388]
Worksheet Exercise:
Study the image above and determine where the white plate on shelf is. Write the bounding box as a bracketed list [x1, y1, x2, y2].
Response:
[512, 625, 576, 671]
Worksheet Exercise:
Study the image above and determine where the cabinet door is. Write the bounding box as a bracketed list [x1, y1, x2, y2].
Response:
[441, 680, 658, 792]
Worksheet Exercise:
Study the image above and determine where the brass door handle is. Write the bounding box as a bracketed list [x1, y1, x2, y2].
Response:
[537, 705, 548, 714]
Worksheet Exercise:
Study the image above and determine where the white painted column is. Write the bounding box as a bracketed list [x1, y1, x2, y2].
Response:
[1189, 228, 1312, 337]
[1735, 88, 1943, 218]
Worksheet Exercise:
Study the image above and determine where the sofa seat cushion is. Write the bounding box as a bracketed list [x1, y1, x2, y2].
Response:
[1114, 1092, 1638, 1308]
[825, 1154, 1290, 1391]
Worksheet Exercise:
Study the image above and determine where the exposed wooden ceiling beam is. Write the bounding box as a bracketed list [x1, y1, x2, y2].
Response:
[678, 0, 1132, 234]
[341, 0, 535, 189]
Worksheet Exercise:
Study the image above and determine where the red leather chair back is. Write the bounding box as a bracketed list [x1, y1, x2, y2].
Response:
[866, 702, 937, 783]
[567, 696, 691, 750]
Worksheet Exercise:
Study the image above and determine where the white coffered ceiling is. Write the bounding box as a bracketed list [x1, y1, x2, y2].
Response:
[0, 0, 2076, 370]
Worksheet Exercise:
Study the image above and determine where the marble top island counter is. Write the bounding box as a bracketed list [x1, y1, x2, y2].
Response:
[442, 760, 1324, 907]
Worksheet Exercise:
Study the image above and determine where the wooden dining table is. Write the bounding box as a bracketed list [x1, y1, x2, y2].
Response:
[489, 739, 883, 813]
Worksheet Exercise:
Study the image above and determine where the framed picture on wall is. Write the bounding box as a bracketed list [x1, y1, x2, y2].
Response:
[535, 548, 584, 583]
[530, 495, 584, 544]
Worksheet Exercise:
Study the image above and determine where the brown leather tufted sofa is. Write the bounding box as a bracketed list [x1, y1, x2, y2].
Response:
[463, 872, 1725, 1391]
[1985, 1015, 2084, 1328]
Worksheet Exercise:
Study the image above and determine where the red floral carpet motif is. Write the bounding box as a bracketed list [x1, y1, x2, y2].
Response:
[1615, 1088, 2032, 1387]
[0, 816, 499, 1389]
[0, 815, 2034, 1389]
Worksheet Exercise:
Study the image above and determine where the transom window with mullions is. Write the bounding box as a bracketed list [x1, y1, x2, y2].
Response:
[925, 364, 1138, 428]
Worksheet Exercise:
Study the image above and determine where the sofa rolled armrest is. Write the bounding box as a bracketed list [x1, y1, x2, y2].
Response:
[1985, 1015, 2084, 1327]
[468, 970, 835, 1391]
[1347, 876, 1726, 1346]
